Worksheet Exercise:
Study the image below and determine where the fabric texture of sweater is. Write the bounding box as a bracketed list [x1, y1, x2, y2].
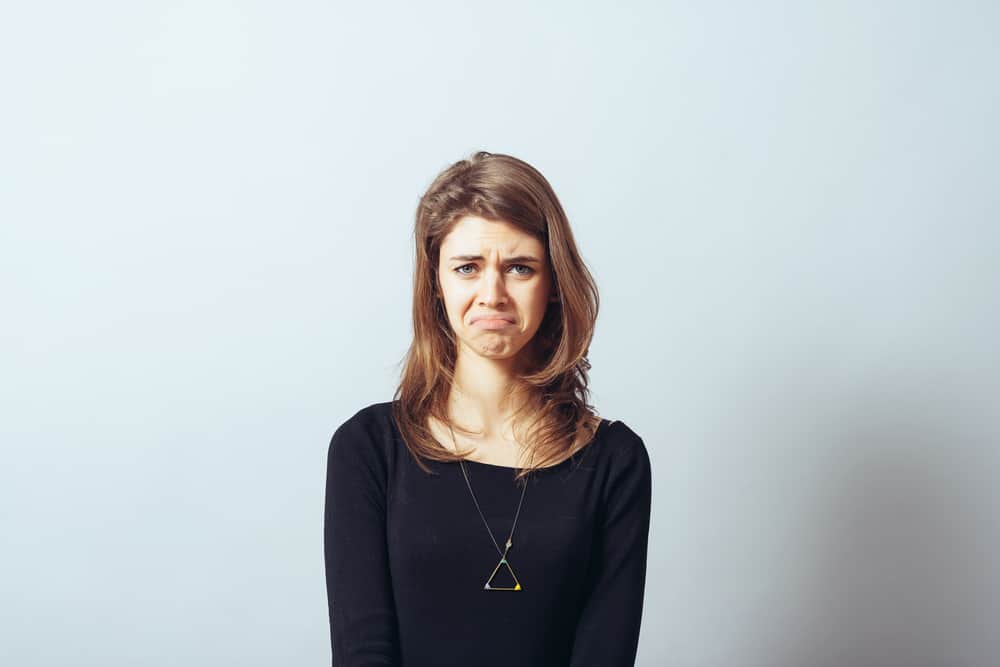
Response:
[323, 400, 652, 666]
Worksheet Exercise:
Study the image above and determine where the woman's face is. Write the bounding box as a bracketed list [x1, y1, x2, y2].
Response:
[437, 215, 554, 362]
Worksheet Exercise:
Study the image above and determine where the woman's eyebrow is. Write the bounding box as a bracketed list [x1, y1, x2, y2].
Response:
[448, 254, 542, 263]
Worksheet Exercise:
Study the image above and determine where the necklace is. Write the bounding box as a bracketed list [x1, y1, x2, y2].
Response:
[450, 423, 531, 591]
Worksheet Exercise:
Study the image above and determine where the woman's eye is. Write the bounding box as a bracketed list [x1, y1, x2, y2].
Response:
[454, 264, 534, 276]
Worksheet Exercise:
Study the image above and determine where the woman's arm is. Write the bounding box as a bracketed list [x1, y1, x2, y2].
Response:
[324, 415, 400, 666]
[569, 427, 653, 667]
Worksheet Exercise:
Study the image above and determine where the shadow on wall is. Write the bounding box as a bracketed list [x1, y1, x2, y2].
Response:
[766, 393, 998, 667]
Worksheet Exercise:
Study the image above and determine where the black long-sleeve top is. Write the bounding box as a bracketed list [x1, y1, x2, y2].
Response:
[323, 401, 652, 666]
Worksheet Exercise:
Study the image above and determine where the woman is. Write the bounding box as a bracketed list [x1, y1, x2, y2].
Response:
[324, 150, 652, 666]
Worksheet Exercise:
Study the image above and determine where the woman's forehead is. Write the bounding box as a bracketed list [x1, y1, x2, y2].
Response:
[441, 215, 543, 254]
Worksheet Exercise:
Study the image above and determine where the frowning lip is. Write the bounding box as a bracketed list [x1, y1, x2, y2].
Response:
[470, 313, 516, 324]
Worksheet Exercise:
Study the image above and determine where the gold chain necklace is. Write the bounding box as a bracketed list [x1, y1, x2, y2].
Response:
[449, 423, 531, 591]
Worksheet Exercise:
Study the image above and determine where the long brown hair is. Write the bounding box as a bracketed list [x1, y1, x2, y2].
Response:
[391, 150, 602, 481]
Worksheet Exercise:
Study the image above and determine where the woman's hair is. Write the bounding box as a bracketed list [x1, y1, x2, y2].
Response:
[391, 150, 602, 481]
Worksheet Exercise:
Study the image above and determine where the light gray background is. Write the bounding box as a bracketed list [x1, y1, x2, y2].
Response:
[2, 2, 998, 666]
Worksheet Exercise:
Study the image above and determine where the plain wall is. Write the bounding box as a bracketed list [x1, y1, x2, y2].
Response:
[2, 1, 998, 665]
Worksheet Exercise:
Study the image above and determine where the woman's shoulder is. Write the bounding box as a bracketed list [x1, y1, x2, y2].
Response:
[333, 400, 396, 431]
[327, 401, 397, 467]
[593, 417, 649, 468]
[598, 416, 644, 446]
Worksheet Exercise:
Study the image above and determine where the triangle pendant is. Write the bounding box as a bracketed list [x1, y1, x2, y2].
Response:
[483, 556, 522, 591]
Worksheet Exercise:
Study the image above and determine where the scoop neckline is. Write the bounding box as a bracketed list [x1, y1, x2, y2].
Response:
[459, 457, 560, 471]
[451, 418, 609, 472]
[382, 402, 609, 472]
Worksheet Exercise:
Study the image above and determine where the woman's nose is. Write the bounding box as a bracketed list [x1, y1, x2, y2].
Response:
[477, 267, 508, 304]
